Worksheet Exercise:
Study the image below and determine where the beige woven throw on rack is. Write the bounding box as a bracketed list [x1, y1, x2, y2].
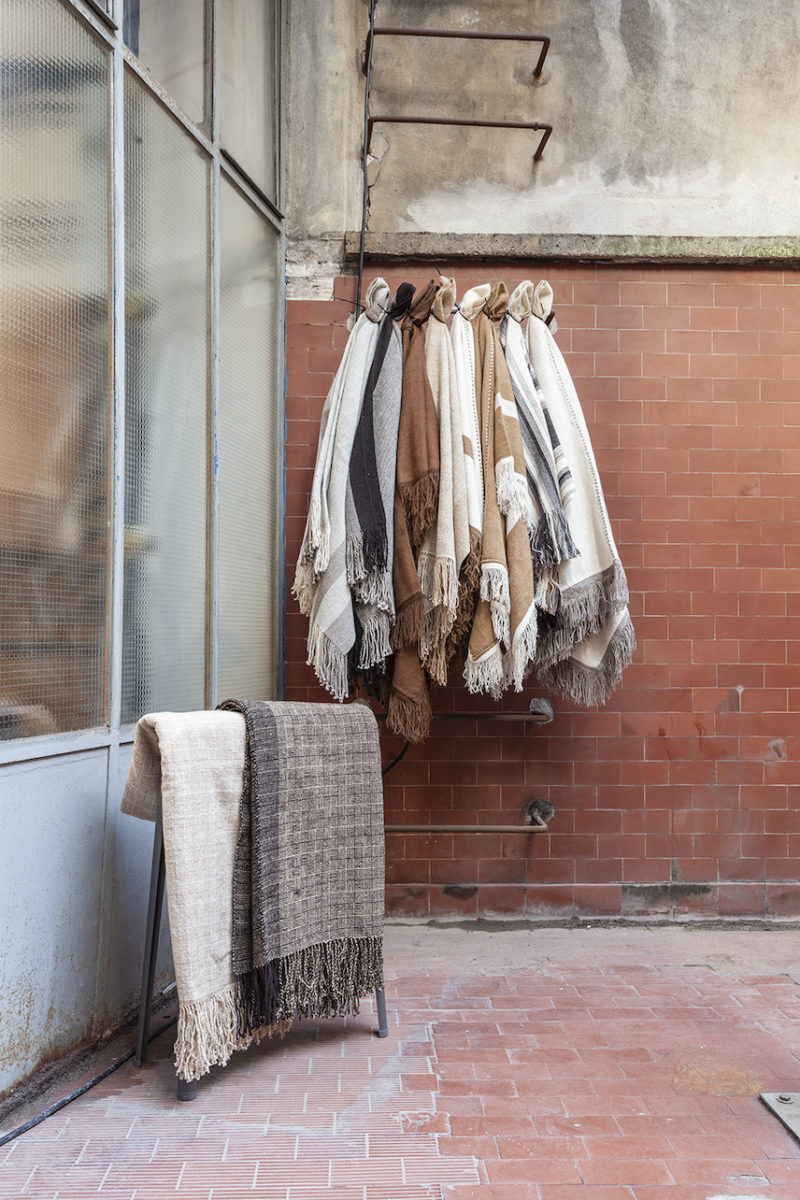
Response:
[121, 710, 256, 1081]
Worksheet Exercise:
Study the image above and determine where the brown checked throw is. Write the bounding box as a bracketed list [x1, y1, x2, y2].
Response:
[217, 700, 385, 1037]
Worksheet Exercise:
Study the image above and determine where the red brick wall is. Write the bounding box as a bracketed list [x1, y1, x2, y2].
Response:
[285, 263, 800, 920]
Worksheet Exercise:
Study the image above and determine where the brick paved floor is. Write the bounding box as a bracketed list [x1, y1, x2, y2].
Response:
[2, 924, 800, 1199]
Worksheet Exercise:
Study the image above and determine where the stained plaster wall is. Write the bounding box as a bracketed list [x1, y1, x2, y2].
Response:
[286, 0, 800, 293]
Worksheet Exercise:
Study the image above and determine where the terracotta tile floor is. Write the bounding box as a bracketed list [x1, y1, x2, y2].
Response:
[3, 924, 800, 1199]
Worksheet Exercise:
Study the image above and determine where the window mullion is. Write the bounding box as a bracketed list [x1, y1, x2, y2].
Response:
[206, 0, 221, 709]
[107, 26, 126, 734]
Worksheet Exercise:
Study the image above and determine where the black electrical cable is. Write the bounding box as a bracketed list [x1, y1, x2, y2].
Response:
[382, 738, 410, 777]
[355, 0, 377, 318]
[0, 1012, 177, 1149]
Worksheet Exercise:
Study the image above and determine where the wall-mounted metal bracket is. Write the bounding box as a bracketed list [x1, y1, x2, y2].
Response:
[354, 4, 554, 314]
[385, 815, 548, 834]
[367, 115, 553, 164]
[364, 27, 550, 80]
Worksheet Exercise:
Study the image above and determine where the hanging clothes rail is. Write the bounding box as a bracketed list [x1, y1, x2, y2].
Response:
[377, 699, 554, 726]
[386, 816, 548, 834]
[366, 116, 552, 164]
[363, 28, 551, 79]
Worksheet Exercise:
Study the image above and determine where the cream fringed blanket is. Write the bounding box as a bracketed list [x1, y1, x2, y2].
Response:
[121, 711, 257, 1081]
[525, 280, 636, 703]
[294, 280, 386, 699]
[121, 705, 385, 1082]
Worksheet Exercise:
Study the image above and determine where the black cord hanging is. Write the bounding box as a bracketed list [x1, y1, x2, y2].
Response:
[355, 0, 378, 318]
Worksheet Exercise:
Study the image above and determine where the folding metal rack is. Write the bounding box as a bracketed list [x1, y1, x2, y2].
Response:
[134, 797, 389, 1103]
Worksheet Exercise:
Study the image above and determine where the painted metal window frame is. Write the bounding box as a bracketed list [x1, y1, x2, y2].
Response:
[0, 0, 286, 769]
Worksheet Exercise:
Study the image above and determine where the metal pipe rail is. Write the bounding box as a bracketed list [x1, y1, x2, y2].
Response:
[366, 115, 552, 163]
[386, 813, 549, 835]
[364, 27, 551, 79]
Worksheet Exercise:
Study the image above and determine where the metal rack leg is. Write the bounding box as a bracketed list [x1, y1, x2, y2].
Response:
[177, 1077, 198, 1101]
[375, 985, 389, 1037]
[134, 803, 166, 1068]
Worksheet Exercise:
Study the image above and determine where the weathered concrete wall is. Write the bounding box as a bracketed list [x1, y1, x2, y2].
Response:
[0, 747, 173, 1101]
[286, 0, 800, 289]
[285, 0, 364, 293]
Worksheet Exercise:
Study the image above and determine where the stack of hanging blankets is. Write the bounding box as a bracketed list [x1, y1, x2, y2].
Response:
[121, 702, 384, 1082]
[294, 276, 635, 743]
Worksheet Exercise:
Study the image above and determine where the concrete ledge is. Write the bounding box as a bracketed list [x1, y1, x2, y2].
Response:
[344, 231, 800, 265]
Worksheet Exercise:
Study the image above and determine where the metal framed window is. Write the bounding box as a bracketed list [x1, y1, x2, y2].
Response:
[0, 0, 285, 763]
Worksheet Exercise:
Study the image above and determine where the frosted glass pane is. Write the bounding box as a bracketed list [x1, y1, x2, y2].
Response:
[123, 0, 207, 126]
[0, 0, 110, 739]
[217, 179, 280, 701]
[122, 71, 209, 722]
[221, 0, 278, 200]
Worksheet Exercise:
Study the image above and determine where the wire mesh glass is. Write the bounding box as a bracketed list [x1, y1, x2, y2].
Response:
[0, 0, 110, 740]
[123, 0, 208, 128]
[220, 0, 278, 201]
[217, 178, 281, 702]
[122, 70, 209, 723]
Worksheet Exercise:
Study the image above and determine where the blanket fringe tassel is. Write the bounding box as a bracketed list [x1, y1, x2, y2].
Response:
[356, 612, 392, 671]
[503, 600, 538, 692]
[292, 560, 317, 618]
[496, 459, 536, 532]
[490, 599, 511, 650]
[352, 568, 394, 613]
[299, 502, 329, 578]
[307, 624, 349, 702]
[399, 470, 440, 551]
[421, 602, 458, 686]
[538, 612, 636, 707]
[346, 528, 388, 587]
[534, 567, 560, 615]
[536, 560, 629, 670]
[418, 552, 459, 615]
[174, 984, 291, 1083]
[479, 567, 511, 647]
[480, 565, 510, 608]
[530, 508, 579, 569]
[235, 937, 384, 1040]
[446, 529, 482, 660]
[464, 642, 505, 699]
[387, 683, 433, 743]
[391, 593, 426, 650]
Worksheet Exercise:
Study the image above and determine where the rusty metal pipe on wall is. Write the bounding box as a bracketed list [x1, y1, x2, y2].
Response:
[365, 27, 551, 79]
[366, 115, 552, 163]
[385, 813, 549, 835]
[380, 701, 554, 834]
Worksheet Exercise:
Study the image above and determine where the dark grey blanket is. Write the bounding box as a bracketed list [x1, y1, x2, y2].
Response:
[217, 699, 385, 1036]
